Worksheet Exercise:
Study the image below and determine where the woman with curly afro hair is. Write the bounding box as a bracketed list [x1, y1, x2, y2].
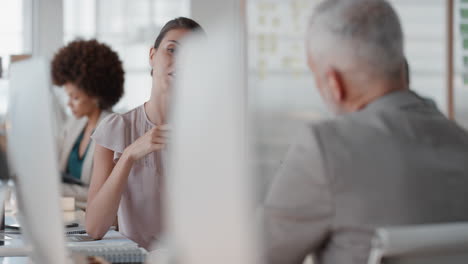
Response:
[51, 39, 124, 209]
[86, 17, 204, 249]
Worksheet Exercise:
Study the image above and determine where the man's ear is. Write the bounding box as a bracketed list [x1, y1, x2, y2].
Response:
[325, 68, 345, 103]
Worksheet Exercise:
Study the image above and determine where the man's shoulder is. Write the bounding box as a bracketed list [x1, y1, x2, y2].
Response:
[305, 115, 364, 140]
[304, 111, 408, 154]
[306, 105, 468, 152]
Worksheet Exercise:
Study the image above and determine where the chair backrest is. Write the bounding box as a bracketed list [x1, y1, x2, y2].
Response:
[368, 223, 468, 264]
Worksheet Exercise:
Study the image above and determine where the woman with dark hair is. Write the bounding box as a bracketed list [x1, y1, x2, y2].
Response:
[51, 40, 124, 209]
[86, 17, 204, 249]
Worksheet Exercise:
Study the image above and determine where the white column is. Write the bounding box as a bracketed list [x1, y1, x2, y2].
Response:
[25, 0, 63, 60]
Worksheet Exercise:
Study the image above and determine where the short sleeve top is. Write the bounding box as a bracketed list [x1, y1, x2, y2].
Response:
[91, 104, 165, 250]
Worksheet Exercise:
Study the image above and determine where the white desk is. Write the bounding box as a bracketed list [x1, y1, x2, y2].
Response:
[0, 211, 146, 264]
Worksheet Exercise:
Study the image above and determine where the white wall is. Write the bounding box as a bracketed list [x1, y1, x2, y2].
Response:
[30, 0, 63, 60]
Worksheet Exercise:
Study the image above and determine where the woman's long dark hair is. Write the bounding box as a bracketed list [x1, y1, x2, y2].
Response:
[151, 17, 204, 75]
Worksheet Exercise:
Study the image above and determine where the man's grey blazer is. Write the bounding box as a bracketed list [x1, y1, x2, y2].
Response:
[262, 90, 468, 264]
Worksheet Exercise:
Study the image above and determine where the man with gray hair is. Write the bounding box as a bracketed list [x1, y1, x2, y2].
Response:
[262, 0, 468, 263]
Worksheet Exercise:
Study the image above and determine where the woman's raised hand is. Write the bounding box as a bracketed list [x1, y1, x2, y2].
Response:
[123, 125, 170, 162]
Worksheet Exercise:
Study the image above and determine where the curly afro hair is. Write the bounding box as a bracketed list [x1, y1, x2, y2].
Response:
[51, 39, 124, 110]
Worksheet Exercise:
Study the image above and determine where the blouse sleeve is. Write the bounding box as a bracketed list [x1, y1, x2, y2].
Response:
[91, 114, 128, 162]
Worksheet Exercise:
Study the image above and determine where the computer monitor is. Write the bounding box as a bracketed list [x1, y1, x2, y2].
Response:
[7, 58, 71, 263]
[161, 26, 260, 263]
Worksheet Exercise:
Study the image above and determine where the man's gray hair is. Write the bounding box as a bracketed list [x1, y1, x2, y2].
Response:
[307, 0, 405, 79]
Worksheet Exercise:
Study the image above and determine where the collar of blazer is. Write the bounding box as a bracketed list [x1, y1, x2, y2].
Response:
[71, 110, 112, 138]
[362, 89, 435, 114]
[59, 110, 113, 175]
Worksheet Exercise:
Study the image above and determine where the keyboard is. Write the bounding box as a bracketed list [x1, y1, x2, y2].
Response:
[67, 235, 96, 242]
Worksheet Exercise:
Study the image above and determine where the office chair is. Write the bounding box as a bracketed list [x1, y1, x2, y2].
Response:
[367, 222, 468, 264]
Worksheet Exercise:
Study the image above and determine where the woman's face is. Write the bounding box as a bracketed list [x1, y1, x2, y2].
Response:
[149, 28, 191, 93]
[64, 83, 99, 118]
